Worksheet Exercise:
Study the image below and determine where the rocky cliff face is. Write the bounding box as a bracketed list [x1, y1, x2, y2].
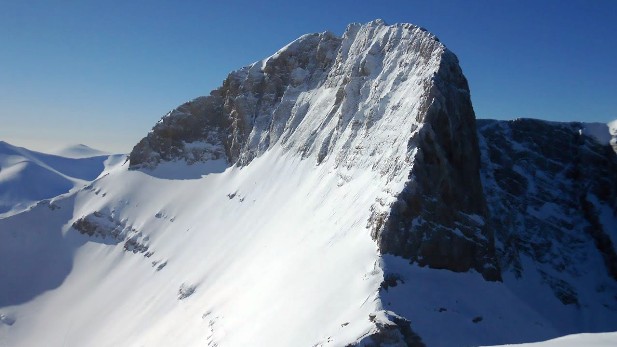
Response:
[372, 48, 500, 281]
[130, 31, 341, 168]
[479, 119, 617, 305]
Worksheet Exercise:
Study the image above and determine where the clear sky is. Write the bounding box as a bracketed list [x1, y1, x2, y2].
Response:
[1, 0, 616, 153]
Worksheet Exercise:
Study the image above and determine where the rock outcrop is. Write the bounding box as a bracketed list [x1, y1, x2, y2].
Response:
[355, 311, 425, 347]
[129, 31, 341, 168]
[72, 210, 151, 254]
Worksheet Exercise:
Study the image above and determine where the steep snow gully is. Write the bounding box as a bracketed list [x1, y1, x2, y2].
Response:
[1, 20, 616, 347]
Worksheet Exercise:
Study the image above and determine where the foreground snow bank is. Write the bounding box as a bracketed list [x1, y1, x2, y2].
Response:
[483, 332, 617, 347]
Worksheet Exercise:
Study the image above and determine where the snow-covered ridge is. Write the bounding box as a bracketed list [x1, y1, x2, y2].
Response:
[0, 141, 112, 217]
[130, 19, 447, 174]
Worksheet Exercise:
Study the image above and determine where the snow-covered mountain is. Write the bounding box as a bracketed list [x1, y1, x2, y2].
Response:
[0, 141, 111, 217]
[1, 20, 616, 347]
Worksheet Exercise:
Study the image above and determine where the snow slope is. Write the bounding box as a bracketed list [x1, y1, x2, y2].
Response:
[484, 332, 617, 347]
[0, 147, 390, 346]
[0, 141, 111, 217]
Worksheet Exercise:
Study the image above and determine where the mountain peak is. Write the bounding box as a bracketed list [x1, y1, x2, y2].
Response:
[129, 20, 449, 170]
[128, 20, 497, 279]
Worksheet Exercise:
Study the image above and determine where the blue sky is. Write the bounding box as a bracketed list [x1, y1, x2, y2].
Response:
[1, 0, 616, 153]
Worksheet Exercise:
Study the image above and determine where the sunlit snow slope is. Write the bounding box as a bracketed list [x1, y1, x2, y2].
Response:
[1, 148, 391, 346]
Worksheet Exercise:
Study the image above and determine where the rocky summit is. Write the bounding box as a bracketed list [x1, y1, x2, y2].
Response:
[1, 20, 617, 347]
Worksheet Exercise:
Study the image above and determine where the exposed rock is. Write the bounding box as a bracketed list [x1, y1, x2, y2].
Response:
[72, 211, 150, 254]
[0, 313, 16, 326]
[478, 118, 617, 302]
[152, 260, 167, 271]
[380, 272, 404, 291]
[352, 310, 425, 347]
[178, 283, 197, 300]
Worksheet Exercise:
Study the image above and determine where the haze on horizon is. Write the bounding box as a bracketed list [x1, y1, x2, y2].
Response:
[1, 0, 616, 154]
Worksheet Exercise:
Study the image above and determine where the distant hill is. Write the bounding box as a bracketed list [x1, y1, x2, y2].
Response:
[0, 141, 109, 217]
[50, 143, 111, 159]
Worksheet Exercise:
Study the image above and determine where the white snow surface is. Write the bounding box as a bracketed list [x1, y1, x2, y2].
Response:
[609, 119, 617, 134]
[483, 332, 617, 347]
